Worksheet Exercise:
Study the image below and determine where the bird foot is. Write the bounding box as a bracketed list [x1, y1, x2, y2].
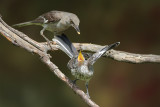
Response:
[46, 41, 53, 50]
[86, 93, 90, 98]
[47, 53, 52, 58]
[40, 53, 52, 59]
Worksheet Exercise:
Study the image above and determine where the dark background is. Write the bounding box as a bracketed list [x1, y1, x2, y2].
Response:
[0, 0, 160, 107]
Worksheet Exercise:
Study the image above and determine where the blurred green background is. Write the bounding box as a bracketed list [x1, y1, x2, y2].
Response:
[0, 0, 160, 107]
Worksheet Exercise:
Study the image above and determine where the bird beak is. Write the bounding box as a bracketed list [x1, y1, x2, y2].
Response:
[77, 31, 80, 35]
[78, 51, 85, 62]
[72, 25, 80, 35]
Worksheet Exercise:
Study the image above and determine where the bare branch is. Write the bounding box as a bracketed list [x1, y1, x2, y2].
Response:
[0, 16, 99, 107]
[73, 43, 160, 64]
[0, 15, 160, 106]
[41, 42, 160, 64]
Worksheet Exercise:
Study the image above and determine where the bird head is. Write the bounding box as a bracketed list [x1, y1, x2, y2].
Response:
[78, 50, 85, 62]
[69, 14, 80, 34]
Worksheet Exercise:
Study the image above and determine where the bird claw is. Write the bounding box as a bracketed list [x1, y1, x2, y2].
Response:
[46, 41, 53, 50]
[47, 54, 52, 58]
[40, 53, 52, 59]
[86, 92, 90, 98]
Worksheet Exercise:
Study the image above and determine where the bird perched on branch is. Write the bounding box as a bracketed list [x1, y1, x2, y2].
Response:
[53, 34, 120, 98]
[13, 10, 80, 48]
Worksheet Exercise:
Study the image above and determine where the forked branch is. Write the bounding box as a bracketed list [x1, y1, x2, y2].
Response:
[0, 16, 99, 107]
[0, 16, 160, 107]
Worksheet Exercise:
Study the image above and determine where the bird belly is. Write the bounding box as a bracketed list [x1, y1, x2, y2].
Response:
[44, 23, 58, 32]
[45, 23, 70, 34]
[71, 66, 93, 81]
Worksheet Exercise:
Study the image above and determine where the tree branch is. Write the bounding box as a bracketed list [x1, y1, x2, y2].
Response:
[0, 16, 99, 107]
[72, 43, 160, 64]
[0, 15, 160, 106]
[40, 42, 160, 64]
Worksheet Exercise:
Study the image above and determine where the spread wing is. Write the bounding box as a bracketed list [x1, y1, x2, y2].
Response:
[87, 42, 120, 65]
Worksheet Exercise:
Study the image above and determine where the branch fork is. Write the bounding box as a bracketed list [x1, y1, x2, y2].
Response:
[0, 16, 160, 107]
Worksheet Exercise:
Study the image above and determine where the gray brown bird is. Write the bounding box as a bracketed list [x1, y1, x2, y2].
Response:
[53, 34, 120, 98]
[13, 10, 80, 48]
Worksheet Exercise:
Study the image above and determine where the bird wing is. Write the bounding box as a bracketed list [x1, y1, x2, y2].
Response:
[87, 42, 120, 65]
[67, 57, 78, 69]
[32, 11, 61, 24]
[53, 34, 78, 58]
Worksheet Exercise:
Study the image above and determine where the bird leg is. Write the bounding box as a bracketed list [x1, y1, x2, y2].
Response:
[85, 82, 90, 98]
[40, 27, 53, 50]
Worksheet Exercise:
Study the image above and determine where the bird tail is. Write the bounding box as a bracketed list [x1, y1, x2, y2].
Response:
[52, 34, 78, 58]
[12, 21, 37, 27]
[88, 42, 120, 65]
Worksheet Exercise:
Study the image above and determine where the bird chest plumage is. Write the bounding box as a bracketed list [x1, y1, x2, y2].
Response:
[71, 63, 94, 81]
[44, 22, 70, 33]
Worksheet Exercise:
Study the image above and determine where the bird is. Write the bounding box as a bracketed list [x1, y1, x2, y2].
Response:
[13, 10, 80, 48]
[52, 34, 120, 98]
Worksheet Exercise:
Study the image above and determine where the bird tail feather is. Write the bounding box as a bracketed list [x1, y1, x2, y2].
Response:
[12, 21, 39, 27]
[53, 34, 78, 58]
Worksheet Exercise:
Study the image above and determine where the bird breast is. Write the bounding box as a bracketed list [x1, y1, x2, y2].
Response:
[71, 65, 93, 81]
[44, 22, 70, 33]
